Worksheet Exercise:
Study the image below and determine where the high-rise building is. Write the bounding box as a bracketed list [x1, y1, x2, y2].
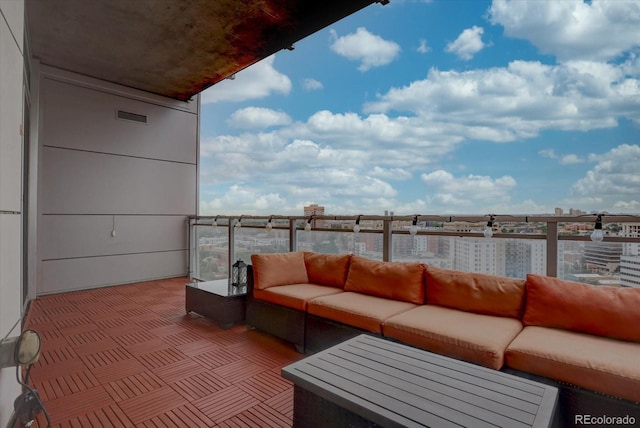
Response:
[454, 238, 500, 276]
[503, 240, 546, 278]
[304, 204, 325, 229]
[620, 223, 640, 288]
[555, 207, 564, 216]
[584, 242, 623, 274]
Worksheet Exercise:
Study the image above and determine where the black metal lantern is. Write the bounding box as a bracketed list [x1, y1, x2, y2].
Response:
[231, 259, 248, 294]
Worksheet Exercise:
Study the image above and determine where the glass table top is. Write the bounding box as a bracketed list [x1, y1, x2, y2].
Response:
[186, 279, 247, 297]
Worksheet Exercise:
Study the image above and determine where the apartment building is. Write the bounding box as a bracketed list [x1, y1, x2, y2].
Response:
[621, 223, 640, 288]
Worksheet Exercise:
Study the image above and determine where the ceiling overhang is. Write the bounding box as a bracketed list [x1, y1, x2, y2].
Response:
[27, 0, 380, 101]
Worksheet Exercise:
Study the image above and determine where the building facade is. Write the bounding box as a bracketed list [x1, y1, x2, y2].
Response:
[620, 223, 640, 288]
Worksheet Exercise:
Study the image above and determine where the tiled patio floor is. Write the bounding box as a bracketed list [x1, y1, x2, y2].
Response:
[23, 277, 303, 427]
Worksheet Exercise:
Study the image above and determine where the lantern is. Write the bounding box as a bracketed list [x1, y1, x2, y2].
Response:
[231, 259, 248, 294]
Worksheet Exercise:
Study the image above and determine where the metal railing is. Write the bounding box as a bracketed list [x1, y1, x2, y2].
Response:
[187, 214, 640, 287]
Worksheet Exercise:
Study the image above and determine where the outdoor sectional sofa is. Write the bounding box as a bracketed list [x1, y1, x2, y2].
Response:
[246, 251, 640, 426]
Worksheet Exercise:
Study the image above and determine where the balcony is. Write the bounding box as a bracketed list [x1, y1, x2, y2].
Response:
[15, 212, 640, 426]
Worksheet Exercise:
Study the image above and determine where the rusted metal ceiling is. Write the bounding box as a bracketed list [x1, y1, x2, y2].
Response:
[27, 0, 380, 101]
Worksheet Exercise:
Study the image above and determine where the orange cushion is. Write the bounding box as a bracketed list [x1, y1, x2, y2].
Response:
[506, 326, 640, 403]
[524, 274, 640, 342]
[383, 305, 523, 370]
[425, 266, 525, 319]
[344, 256, 425, 304]
[250, 252, 308, 290]
[308, 292, 417, 333]
[253, 284, 344, 311]
[303, 252, 351, 288]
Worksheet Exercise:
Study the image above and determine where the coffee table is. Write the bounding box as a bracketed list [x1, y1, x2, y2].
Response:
[282, 334, 558, 428]
[185, 280, 246, 329]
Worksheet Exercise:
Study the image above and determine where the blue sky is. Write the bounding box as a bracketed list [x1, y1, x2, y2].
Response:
[199, 0, 640, 216]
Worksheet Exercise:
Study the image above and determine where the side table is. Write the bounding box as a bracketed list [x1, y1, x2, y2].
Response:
[185, 280, 246, 329]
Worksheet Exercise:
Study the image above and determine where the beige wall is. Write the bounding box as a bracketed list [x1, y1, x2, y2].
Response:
[37, 67, 199, 294]
[0, 0, 25, 424]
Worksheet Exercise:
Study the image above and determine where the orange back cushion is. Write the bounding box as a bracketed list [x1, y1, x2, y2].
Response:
[344, 256, 425, 304]
[524, 274, 640, 343]
[303, 252, 352, 288]
[250, 252, 308, 290]
[425, 266, 525, 319]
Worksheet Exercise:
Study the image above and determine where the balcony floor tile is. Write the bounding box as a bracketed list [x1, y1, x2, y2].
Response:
[25, 277, 303, 427]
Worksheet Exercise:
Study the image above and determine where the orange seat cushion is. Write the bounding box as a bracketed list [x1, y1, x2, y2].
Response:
[506, 326, 640, 403]
[251, 252, 308, 290]
[383, 305, 523, 370]
[253, 284, 344, 311]
[307, 292, 417, 334]
[425, 266, 525, 319]
[343, 256, 425, 304]
[524, 274, 640, 342]
[303, 252, 351, 288]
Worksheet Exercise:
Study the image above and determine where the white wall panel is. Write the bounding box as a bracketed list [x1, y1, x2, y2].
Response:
[37, 69, 197, 293]
[0, 215, 22, 425]
[42, 78, 197, 164]
[0, 214, 21, 333]
[41, 215, 187, 260]
[0, 2, 24, 424]
[0, 0, 23, 51]
[42, 146, 196, 215]
[39, 250, 188, 294]
[0, 22, 23, 212]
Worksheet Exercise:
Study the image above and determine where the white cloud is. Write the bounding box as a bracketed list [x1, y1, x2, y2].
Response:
[330, 27, 401, 71]
[539, 149, 557, 159]
[364, 60, 640, 140]
[445, 26, 486, 60]
[228, 107, 292, 129]
[302, 78, 324, 91]
[539, 149, 585, 164]
[613, 200, 640, 212]
[200, 185, 288, 215]
[417, 39, 431, 54]
[559, 154, 584, 165]
[200, 56, 291, 104]
[489, 0, 640, 62]
[421, 170, 517, 207]
[571, 144, 640, 198]
[369, 166, 412, 180]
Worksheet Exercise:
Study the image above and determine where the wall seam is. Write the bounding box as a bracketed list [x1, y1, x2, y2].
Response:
[42, 248, 187, 262]
[42, 145, 197, 166]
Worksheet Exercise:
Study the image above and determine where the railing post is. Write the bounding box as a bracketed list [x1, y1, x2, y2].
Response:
[383, 219, 392, 262]
[229, 217, 236, 282]
[188, 218, 194, 280]
[290, 218, 298, 252]
[546, 221, 558, 277]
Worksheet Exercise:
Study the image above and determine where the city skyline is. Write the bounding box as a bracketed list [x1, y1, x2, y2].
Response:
[199, 0, 640, 216]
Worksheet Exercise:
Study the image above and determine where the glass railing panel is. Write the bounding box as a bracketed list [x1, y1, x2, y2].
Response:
[394, 235, 547, 279]
[297, 230, 383, 260]
[558, 239, 625, 286]
[392, 234, 455, 268]
[195, 224, 229, 281]
[190, 216, 640, 284]
[234, 226, 290, 263]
